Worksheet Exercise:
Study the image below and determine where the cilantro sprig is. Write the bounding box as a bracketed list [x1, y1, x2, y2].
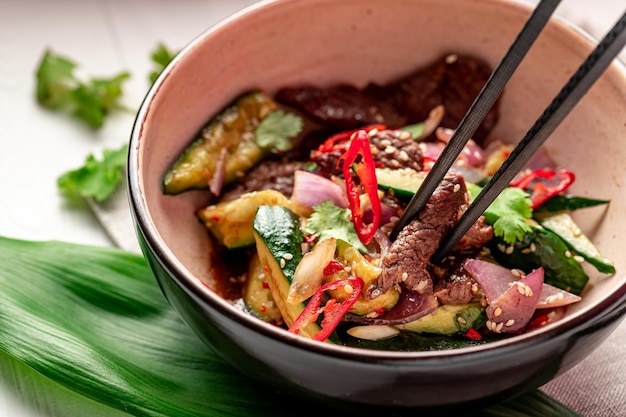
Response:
[57, 144, 128, 202]
[254, 109, 303, 152]
[468, 184, 533, 244]
[304, 200, 367, 252]
[35, 49, 130, 128]
[149, 43, 177, 84]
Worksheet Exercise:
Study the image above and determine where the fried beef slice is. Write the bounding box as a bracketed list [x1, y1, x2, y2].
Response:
[374, 173, 469, 297]
[276, 53, 498, 144]
[312, 129, 424, 178]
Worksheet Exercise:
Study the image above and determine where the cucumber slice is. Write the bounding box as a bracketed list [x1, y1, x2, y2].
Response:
[197, 190, 291, 249]
[396, 304, 484, 335]
[488, 225, 589, 295]
[252, 205, 321, 338]
[539, 213, 615, 274]
[376, 167, 426, 201]
[163, 91, 275, 194]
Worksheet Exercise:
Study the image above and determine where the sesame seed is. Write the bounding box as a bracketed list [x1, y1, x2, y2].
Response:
[511, 269, 524, 277]
[384, 145, 397, 154]
[486, 321, 494, 331]
[521, 248, 531, 254]
[445, 53, 458, 64]
[282, 253, 293, 260]
[493, 307, 502, 317]
[380, 139, 392, 147]
[573, 255, 585, 263]
[530, 243, 536, 253]
[279, 258, 286, 268]
[368, 128, 379, 137]
[391, 159, 400, 167]
[370, 147, 379, 155]
[344, 284, 354, 294]
[457, 317, 467, 325]
[401, 272, 408, 282]
[453, 183, 461, 193]
[565, 250, 572, 258]
[498, 244, 506, 253]
[398, 131, 412, 140]
[505, 319, 515, 327]
[505, 245, 514, 255]
[398, 150, 410, 161]
[471, 284, 479, 293]
[495, 322, 504, 332]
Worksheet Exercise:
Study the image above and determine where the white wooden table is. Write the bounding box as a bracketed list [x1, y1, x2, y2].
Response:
[0, 1, 624, 416]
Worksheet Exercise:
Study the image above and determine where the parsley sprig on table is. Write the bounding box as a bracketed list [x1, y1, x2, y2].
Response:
[57, 144, 128, 202]
[36, 49, 130, 128]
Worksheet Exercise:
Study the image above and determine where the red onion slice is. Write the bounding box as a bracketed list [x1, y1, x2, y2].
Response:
[291, 170, 349, 209]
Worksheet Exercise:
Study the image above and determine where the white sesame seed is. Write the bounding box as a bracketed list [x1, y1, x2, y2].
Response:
[498, 244, 506, 253]
[530, 243, 536, 253]
[505, 245, 514, 255]
[391, 159, 401, 167]
[495, 322, 504, 332]
[493, 307, 502, 317]
[521, 248, 531, 254]
[282, 253, 293, 260]
[368, 128, 379, 137]
[380, 139, 392, 147]
[471, 284, 479, 293]
[344, 284, 354, 294]
[511, 269, 524, 277]
[399, 150, 410, 161]
[565, 250, 572, 258]
[398, 131, 412, 140]
[505, 319, 515, 327]
[573, 255, 585, 263]
[279, 258, 286, 268]
[453, 183, 461, 193]
[445, 53, 458, 64]
[457, 317, 467, 325]
[401, 272, 408, 282]
[384, 145, 397, 154]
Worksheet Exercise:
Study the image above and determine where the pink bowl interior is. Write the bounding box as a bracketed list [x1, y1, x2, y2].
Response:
[135, 0, 626, 345]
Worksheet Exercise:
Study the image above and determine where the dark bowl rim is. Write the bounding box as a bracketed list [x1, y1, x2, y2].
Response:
[127, 0, 626, 363]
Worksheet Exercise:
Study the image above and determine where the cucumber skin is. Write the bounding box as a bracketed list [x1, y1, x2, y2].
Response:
[488, 227, 589, 295]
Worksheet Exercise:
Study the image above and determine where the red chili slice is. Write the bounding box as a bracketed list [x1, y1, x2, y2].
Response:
[288, 277, 364, 341]
[511, 168, 575, 209]
[338, 130, 382, 245]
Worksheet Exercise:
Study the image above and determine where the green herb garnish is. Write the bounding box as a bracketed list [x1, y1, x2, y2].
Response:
[57, 144, 128, 202]
[35, 49, 130, 128]
[149, 43, 177, 84]
[305, 200, 367, 252]
[469, 184, 534, 244]
[254, 109, 303, 152]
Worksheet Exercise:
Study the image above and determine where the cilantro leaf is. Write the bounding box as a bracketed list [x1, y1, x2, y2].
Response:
[35, 49, 77, 108]
[254, 110, 303, 152]
[35, 49, 130, 128]
[149, 43, 177, 84]
[57, 144, 128, 202]
[468, 184, 533, 244]
[304, 200, 367, 252]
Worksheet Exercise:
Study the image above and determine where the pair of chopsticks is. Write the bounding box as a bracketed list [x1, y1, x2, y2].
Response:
[389, 0, 626, 264]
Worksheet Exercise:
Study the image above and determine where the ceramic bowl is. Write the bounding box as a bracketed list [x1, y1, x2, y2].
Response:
[128, 0, 626, 411]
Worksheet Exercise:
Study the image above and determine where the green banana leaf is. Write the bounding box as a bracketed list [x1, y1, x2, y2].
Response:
[0, 236, 580, 417]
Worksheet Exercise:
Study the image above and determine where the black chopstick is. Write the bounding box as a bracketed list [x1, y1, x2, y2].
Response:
[388, 0, 562, 242]
[430, 10, 626, 264]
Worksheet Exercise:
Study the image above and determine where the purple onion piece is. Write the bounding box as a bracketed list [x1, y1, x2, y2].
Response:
[291, 170, 349, 209]
[485, 267, 544, 333]
[462, 258, 519, 303]
[536, 283, 581, 309]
